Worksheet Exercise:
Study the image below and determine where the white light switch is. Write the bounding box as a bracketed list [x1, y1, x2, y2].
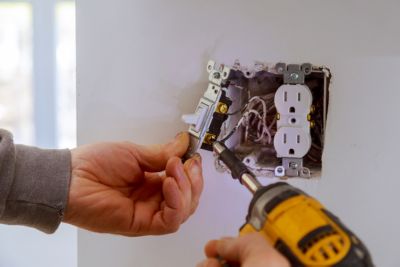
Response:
[181, 105, 208, 132]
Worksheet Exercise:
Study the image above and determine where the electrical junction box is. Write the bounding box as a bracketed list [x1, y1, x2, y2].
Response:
[182, 60, 331, 179]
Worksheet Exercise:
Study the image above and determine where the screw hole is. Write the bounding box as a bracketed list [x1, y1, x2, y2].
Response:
[245, 158, 251, 164]
[246, 71, 251, 76]
[213, 72, 221, 79]
[290, 118, 297, 124]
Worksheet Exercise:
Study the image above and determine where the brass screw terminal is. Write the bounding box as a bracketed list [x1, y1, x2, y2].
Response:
[204, 133, 217, 145]
[217, 102, 228, 114]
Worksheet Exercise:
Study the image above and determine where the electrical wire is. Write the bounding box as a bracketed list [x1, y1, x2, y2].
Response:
[220, 95, 276, 144]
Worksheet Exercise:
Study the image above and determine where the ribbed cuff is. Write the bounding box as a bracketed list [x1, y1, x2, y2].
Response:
[0, 130, 16, 218]
[1, 145, 71, 233]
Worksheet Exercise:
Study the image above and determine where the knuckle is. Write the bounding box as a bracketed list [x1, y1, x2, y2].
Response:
[163, 217, 181, 234]
[167, 223, 180, 233]
[190, 200, 200, 214]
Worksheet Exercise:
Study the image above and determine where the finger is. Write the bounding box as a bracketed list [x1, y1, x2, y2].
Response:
[151, 177, 184, 234]
[130, 132, 189, 172]
[196, 258, 221, 267]
[166, 157, 192, 221]
[207, 234, 289, 267]
[183, 153, 204, 214]
[205, 237, 235, 258]
[219, 234, 278, 263]
[145, 171, 166, 181]
[205, 240, 219, 258]
[214, 237, 244, 263]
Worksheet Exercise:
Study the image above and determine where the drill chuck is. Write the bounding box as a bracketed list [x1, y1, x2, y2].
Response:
[213, 142, 261, 194]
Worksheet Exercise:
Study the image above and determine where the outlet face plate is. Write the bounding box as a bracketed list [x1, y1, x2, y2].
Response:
[274, 84, 313, 159]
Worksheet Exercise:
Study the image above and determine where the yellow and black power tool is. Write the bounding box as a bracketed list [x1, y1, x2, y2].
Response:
[213, 142, 374, 267]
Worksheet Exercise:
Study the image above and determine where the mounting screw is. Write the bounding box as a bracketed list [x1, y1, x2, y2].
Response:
[302, 168, 310, 177]
[289, 162, 298, 169]
[275, 63, 286, 74]
[213, 72, 221, 79]
[275, 166, 285, 177]
[289, 73, 299, 80]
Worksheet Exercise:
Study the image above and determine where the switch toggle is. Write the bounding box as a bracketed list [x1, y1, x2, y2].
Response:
[182, 105, 208, 132]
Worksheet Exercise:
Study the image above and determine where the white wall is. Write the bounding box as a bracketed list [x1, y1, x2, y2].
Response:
[76, 1, 400, 266]
[0, 224, 77, 267]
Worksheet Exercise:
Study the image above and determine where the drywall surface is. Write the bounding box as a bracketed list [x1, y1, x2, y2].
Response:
[0, 224, 77, 267]
[77, 1, 400, 266]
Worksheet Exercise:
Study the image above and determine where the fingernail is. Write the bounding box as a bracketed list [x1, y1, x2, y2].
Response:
[193, 153, 202, 163]
[189, 158, 202, 177]
[169, 132, 184, 145]
[175, 132, 184, 140]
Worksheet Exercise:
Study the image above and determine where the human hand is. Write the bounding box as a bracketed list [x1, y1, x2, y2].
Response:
[198, 233, 289, 267]
[63, 132, 203, 236]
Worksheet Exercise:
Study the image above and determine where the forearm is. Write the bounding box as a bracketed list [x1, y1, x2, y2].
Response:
[0, 129, 71, 233]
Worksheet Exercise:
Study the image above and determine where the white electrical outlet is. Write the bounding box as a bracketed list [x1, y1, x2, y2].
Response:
[273, 127, 311, 158]
[275, 84, 312, 128]
[274, 84, 313, 158]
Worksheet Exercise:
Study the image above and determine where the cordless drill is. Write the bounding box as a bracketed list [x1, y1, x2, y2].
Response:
[213, 142, 374, 267]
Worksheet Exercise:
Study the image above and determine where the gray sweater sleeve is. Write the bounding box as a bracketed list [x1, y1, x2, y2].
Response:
[0, 129, 71, 233]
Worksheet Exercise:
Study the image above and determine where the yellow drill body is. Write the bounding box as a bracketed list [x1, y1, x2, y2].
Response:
[212, 142, 373, 267]
[239, 182, 371, 266]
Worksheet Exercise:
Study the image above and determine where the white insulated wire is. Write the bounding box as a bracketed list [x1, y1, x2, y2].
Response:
[220, 94, 276, 143]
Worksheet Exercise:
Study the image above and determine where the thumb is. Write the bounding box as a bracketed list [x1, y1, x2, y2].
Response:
[131, 132, 189, 172]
